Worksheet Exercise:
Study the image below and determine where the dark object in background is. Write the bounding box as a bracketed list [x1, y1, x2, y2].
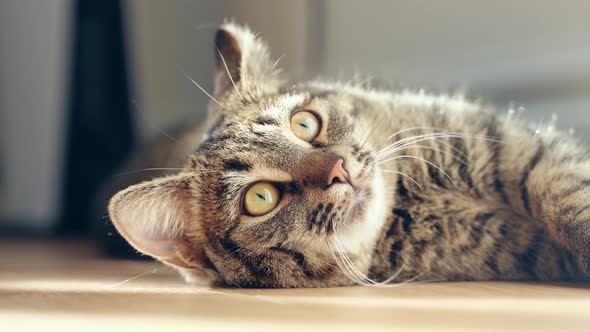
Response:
[60, 0, 138, 258]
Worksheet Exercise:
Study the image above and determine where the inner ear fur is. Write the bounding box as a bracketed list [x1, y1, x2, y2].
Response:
[108, 175, 206, 269]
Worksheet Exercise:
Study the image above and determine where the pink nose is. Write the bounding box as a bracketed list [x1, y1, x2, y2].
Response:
[327, 159, 350, 186]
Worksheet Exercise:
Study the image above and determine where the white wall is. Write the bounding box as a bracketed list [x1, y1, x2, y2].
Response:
[126, 0, 311, 139]
[321, 0, 590, 135]
[0, 0, 71, 229]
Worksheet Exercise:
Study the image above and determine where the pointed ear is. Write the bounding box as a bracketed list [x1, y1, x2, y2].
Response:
[213, 22, 282, 97]
[108, 175, 206, 269]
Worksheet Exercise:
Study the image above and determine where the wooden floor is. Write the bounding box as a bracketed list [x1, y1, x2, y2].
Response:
[1, 238, 589, 331]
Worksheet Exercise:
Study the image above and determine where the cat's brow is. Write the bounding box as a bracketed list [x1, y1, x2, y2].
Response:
[223, 160, 252, 172]
[309, 90, 339, 99]
[254, 117, 279, 126]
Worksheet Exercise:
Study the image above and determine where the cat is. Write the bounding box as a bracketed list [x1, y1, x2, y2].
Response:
[108, 22, 590, 288]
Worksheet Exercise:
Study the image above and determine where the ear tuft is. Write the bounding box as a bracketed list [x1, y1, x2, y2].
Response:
[212, 22, 283, 98]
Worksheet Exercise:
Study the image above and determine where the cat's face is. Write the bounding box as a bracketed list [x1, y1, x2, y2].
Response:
[109, 23, 387, 287]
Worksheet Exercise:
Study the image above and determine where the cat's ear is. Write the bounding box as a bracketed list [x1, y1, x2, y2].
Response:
[108, 175, 207, 269]
[213, 22, 282, 98]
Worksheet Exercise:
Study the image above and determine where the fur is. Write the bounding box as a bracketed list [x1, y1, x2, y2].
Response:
[108, 22, 590, 288]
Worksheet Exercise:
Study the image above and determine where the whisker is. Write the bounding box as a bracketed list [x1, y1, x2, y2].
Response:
[272, 53, 286, 70]
[368, 126, 451, 154]
[370, 128, 501, 157]
[330, 230, 425, 287]
[380, 144, 467, 165]
[217, 48, 246, 102]
[377, 154, 458, 188]
[382, 170, 424, 191]
[327, 240, 365, 285]
[373, 132, 501, 161]
[331, 231, 372, 284]
[183, 72, 226, 109]
[102, 268, 159, 288]
[358, 113, 381, 151]
[331, 226, 415, 287]
[131, 99, 179, 143]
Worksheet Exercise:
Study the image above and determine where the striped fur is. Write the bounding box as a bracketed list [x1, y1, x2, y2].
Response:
[108, 23, 590, 288]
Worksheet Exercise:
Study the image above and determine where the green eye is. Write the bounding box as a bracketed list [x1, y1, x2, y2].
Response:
[244, 182, 280, 216]
[291, 111, 320, 142]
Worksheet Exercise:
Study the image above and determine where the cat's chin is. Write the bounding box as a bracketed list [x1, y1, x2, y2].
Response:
[333, 172, 388, 253]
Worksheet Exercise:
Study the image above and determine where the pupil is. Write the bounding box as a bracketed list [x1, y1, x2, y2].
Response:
[256, 192, 265, 201]
[299, 122, 308, 128]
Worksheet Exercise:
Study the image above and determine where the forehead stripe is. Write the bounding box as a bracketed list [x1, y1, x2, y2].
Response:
[254, 117, 279, 126]
[223, 160, 252, 172]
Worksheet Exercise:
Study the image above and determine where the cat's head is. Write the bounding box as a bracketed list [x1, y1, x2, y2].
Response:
[109, 23, 387, 288]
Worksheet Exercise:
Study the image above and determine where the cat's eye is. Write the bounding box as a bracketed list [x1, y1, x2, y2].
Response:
[244, 182, 281, 216]
[290, 111, 321, 142]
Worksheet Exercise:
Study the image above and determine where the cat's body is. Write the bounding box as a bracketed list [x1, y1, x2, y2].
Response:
[107, 23, 590, 287]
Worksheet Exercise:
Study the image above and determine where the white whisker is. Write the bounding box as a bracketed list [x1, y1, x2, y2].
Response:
[329, 224, 431, 287]
[131, 99, 178, 143]
[217, 48, 245, 102]
[382, 170, 424, 191]
[103, 268, 159, 288]
[374, 132, 501, 161]
[272, 53, 286, 70]
[377, 154, 458, 188]
[183, 72, 226, 109]
[381, 144, 468, 165]
[368, 126, 454, 154]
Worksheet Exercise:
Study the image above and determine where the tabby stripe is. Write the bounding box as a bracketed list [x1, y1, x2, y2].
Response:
[385, 218, 401, 238]
[469, 213, 494, 248]
[326, 213, 336, 235]
[487, 219, 506, 276]
[389, 240, 404, 268]
[396, 175, 409, 201]
[223, 160, 251, 172]
[326, 220, 334, 235]
[486, 242, 503, 275]
[453, 137, 474, 189]
[254, 117, 279, 126]
[486, 118, 509, 203]
[516, 232, 543, 278]
[520, 146, 544, 216]
[573, 205, 590, 220]
[317, 203, 334, 233]
[308, 204, 323, 230]
[393, 208, 414, 233]
[560, 179, 590, 198]
[270, 247, 313, 277]
[427, 163, 447, 188]
[219, 227, 270, 280]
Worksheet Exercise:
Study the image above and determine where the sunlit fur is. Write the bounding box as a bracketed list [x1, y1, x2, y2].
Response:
[108, 22, 590, 288]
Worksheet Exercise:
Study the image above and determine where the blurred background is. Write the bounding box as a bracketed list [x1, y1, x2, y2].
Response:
[1, 0, 589, 247]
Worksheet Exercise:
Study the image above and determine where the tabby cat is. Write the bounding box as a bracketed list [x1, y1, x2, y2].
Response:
[108, 23, 590, 287]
